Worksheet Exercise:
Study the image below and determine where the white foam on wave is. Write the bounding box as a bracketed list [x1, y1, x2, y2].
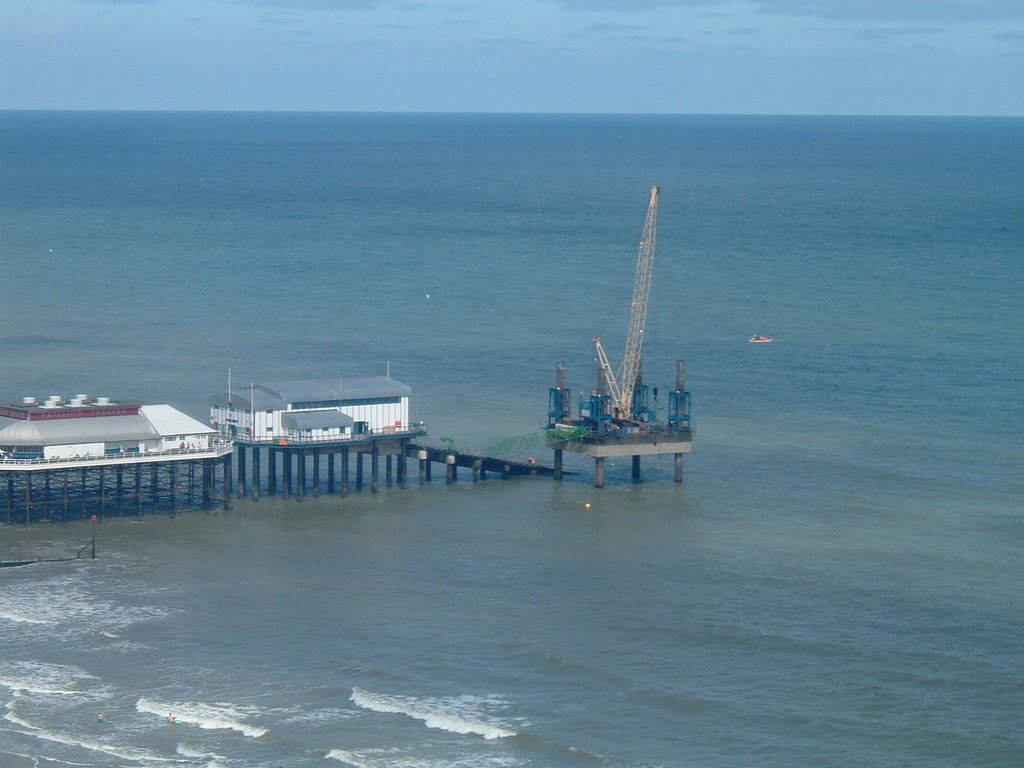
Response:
[0, 660, 95, 696]
[0, 608, 52, 625]
[327, 746, 524, 768]
[0, 578, 171, 634]
[177, 742, 232, 768]
[137, 696, 268, 738]
[326, 749, 374, 768]
[349, 687, 516, 740]
[2, 710, 172, 764]
[274, 705, 356, 725]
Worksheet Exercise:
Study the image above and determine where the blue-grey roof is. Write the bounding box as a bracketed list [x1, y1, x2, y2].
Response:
[0, 415, 158, 445]
[210, 376, 411, 409]
[281, 411, 355, 431]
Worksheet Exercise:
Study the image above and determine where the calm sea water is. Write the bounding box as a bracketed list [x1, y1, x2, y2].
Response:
[1, 112, 1022, 767]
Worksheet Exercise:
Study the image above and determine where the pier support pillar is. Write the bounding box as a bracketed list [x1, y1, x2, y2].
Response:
[296, 450, 305, 502]
[554, 449, 563, 481]
[632, 455, 641, 482]
[356, 452, 364, 491]
[385, 454, 393, 486]
[115, 466, 124, 516]
[327, 452, 336, 494]
[62, 471, 69, 523]
[312, 448, 320, 498]
[150, 465, 159, 510]
[268, 447, 278, 495]
[674, 453, 684, 483]
[341, 447, 350, 497]
[252, 447, 261, 501]
[202, 460, 212, 509]
[168, 464, 176, 516]
[446, 453, 457, 484]
[393, 444, 405, 487]
[371, 445, 379, 493]
[98, 467, 106, 520]
[283, 451, 292, 499]
[135, 465, 143, 515]
[223, 454, 233, 510]
[594, 457, 606, 489]
[237, 446, 246, 500]
[472, 458, 482, 482]
[23, 472, 32, 526]
[418, 449, 428, 484]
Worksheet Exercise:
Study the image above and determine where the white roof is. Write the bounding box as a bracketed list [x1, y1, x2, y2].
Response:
[139, 404, 215, 437]
[0, 404, 213, 448]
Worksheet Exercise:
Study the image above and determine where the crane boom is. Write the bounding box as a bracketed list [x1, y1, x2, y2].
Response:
[612, 185, 659, 419]
[593, 336, 621, 413]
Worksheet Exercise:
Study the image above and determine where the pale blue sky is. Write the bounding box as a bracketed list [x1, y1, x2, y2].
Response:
[2, 0, 1023, 114]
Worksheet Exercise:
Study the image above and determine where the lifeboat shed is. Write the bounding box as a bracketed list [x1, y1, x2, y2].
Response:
[0, 394, 233, 525]
[208, 375, 426, 501]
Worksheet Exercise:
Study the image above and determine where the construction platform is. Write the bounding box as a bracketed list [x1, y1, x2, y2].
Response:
[549, 426, 693, 487]
[544, 187, 695, 488]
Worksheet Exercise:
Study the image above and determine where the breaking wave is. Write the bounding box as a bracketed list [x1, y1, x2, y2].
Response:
[349, 687, 516, 740]
[136, 696, 268, 738]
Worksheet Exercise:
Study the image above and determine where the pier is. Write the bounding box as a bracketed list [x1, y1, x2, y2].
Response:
[0, 430, 559, 523]
[228, 432, 554, 502]
[0, 444, 235, 525]
[214, 376, 557, 504]
[0, 396, 234, 525]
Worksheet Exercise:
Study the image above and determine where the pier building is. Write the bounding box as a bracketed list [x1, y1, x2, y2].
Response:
[0, 394, 233, 524]
[209, 376, 427, 501]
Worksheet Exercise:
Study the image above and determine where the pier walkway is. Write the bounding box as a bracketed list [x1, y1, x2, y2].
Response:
[227, 429, 560, 503]
[407, 441, 558, 482]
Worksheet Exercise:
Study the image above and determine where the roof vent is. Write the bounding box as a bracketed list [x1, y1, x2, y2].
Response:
[22, 396, 36, 406]
[70, 394, 87, 407]
[95, 396, 111, 406]
[43, 395, 62, 408]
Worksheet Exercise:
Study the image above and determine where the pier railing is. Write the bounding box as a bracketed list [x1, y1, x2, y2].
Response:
[225, 422, 428, 446]
[0, 438, 235, 469]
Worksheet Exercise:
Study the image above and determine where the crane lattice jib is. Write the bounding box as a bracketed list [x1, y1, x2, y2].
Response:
[616, 185, 659, 417]
[593, 337, 622, 414]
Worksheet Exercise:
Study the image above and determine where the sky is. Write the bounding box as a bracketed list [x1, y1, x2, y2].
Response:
[1, 0, 1023, 115]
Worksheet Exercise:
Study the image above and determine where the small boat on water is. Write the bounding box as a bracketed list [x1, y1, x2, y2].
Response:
[749, 334, 773, 344]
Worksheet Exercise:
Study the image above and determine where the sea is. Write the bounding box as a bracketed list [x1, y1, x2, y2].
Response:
[0, 111, 1022, 768]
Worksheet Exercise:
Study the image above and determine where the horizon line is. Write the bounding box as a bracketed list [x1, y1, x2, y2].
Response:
[1, 108, 1021, 119]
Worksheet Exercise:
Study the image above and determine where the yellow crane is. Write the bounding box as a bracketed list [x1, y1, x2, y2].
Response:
[594, 185, 659, 422]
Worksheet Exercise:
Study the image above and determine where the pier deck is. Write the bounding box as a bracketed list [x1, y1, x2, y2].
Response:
[408, 441, 559, 480]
